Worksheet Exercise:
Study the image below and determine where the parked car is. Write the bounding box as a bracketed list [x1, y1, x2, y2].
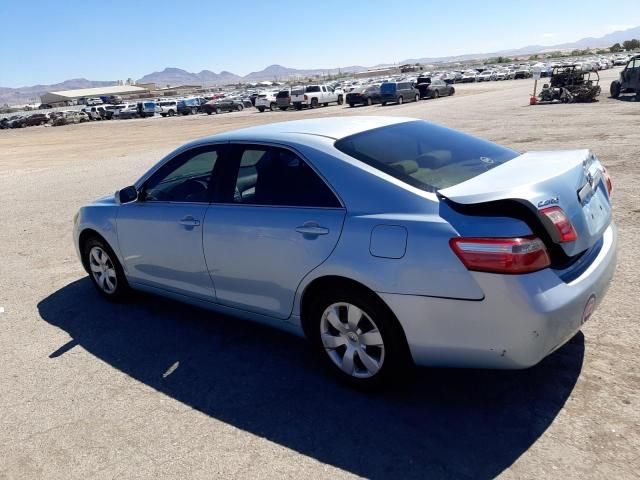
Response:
[291, 85, 344, 109]
[346, 85, 381, 107]
[6, 115, 27, 128]
[158, 100, 178, 117]
[380, 82, 420, 105]
[177, 98, 201, 115]
[255, 92, 279, 112]
[137, 101, 160, 118]
[85, 97, 103, 106]
[610, 55, 640, 100]
[460, 71, 478, 83]
[478, 70, 496, 82]
[82, 105, 114, 120]
[73, 116, 616, 388]
[417, 79, 455, 99]
[203, 98, 245, 114]
[514, 68, 531, 79]
[275, 90, 292, 110]
[22, 113, 50, 127]
[117, 104, 140, 119]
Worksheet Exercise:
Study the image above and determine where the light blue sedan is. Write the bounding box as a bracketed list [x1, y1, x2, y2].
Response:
[74, 117, 616, 388]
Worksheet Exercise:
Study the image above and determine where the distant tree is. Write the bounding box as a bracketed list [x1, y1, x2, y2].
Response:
[622, 39, 640, 50]
[530, 54, 539, 60]
[610, 42, 623, 52]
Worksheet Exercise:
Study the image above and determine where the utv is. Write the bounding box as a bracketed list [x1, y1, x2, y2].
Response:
[538, 65, 600, 103]
[610, 55, 640, 100]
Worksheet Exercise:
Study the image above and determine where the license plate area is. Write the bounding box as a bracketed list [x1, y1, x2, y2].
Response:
[582, 188, 609, 235]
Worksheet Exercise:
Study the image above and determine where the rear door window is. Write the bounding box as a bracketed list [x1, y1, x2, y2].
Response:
[334, 121, 518, 191]
[228, 146, 340, 207]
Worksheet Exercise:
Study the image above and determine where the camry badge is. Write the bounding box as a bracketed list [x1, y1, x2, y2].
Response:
[537, 197, 559, 208]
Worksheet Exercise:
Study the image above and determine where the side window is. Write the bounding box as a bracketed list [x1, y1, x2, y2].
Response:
[143, 147, 219, 203]
[232, 146, 341, 208]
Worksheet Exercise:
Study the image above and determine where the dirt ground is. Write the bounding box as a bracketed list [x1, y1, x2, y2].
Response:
[1, 69, 639, 480]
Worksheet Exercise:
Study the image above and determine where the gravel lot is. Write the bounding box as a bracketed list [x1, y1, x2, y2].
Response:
[1, 69, 639, 480]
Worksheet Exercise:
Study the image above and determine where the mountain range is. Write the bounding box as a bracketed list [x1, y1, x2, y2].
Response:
[2, 26, 639, 106]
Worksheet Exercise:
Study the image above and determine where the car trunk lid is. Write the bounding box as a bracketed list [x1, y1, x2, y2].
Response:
[438, 150, 612, 258]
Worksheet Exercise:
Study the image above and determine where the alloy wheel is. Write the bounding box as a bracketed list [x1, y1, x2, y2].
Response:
[320, 302, 385, 378]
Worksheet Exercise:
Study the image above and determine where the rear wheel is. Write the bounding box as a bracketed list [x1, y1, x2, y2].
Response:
[398, 96, 403, 105]
[311, 98, 318, 109]
[83, 236, 129, 301]
[168, 110, 175, 117]
[450, 87, 455, 96]
[257, 107, 265, 112]
[433, 90, 440, 99]
[236, 104, 243, 111]
[191, 107, 198, 115]
[269, 102, 276, 111]
[215, 107, 222, 114]
[414, 93, 419, 102]
[366, 97, 372, 106]
[349, 103, 355, 108]
[337, 95, 343, 105]
[307, 286, 410, 389]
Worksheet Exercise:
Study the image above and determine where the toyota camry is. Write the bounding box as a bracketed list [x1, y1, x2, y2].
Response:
[73, 117, 616, 388]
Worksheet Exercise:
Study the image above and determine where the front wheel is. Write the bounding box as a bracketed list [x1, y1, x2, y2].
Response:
[337, 95, 344, 105]
[366, 97, 372, 106]
[269, 102, 276, 111]
[414, 94, 419, 102]
[397, 96, 403, 105]
[236, 104, 243, 111]
[307, 287, 410, 389]
[310, 98, 318, 109]
[215, 107, 222, 114]
[83, 236, 129, 301]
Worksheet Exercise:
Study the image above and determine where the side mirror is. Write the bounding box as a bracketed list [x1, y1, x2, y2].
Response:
[116, 186, 138, 204]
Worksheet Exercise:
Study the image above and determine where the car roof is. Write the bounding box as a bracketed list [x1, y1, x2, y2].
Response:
[192, 116, 415, 143]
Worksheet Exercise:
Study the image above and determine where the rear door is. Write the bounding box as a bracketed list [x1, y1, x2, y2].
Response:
[202, 144, 346, 319]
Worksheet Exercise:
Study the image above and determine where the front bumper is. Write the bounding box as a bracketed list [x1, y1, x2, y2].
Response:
[379, 224, 617, 369]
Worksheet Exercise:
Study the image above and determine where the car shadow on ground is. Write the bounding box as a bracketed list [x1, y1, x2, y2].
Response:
[38, 278, 584, 479]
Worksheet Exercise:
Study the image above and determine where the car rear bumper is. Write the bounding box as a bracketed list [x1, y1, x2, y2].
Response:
[379, 223, 617, 369]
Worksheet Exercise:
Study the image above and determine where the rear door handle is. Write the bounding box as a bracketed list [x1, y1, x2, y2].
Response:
[295, 223, 329, 236]
[179, 216, 200, 227]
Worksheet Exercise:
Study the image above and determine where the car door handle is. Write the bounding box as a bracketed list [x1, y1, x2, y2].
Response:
[295, 223, 329, 236]
[179, 216, 200, 227]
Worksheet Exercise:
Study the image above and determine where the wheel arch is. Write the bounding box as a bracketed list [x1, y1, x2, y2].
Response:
[299, 275, 411, 356]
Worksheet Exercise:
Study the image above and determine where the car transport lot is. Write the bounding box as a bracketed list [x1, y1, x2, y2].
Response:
[0, 68, 639, 479]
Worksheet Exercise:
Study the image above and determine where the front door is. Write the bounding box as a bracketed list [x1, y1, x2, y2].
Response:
[203, 144, 346, 319]
[117, 144, 225, 300]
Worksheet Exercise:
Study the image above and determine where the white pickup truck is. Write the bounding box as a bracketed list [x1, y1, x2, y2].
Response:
[291, 84, 344, 109]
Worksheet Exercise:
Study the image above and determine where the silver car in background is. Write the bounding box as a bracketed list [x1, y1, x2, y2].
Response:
[73, 117, 616, 388]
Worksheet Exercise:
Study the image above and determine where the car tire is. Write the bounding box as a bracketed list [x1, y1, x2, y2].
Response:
[450, 87, 455, 96]
[414, 94, 419, 102]
[83, 236, 129, 301]
[258, 107, 265, 112]
[215, 107, 222, 114]
[270, 102, 276, 111]
[311, 98, 318, 109]
[307, 286, 411, 389]
[398, 96, 403, 105]
[349, 103, 355, 108]
[236, 104, 243, 111]
[168, 110, 175, 117]
[433, 90, 440, 99]
[366, 97, 372, 106]
[279, 107, 287, 111]
[381, 102, 386, 106]
[610, 81, 621, 98]
[161, 113, 167, 117]
[337, 95, 344, 105]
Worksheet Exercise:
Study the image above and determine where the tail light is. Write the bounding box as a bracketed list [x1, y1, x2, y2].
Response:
[450, 236, 551, 274]
[304, 95, 308, 100]
[539, 206, 578, 243]
[602, 167, 613, 197]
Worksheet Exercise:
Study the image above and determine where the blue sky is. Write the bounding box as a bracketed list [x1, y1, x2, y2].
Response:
[1, 0, 639, 87]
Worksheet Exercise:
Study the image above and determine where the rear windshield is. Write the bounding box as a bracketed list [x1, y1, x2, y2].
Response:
[334, 121, 518, 191]
[380, 83, 396, 93]
[292, 88, 304, 95]
[276, 91, 290, 98]
[306, 86, 321, 93]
